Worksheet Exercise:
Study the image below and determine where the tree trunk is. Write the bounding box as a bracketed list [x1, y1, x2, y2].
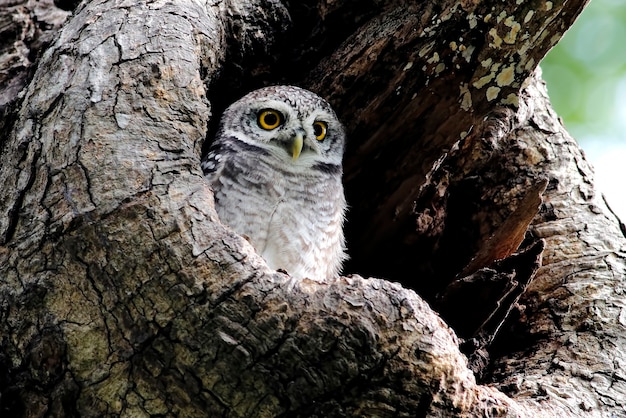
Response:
[2, 0, 625, 417]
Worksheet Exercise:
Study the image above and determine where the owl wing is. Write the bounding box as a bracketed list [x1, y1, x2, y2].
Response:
[201, 147, 225, 180]
[202, 135, 244, 184]
[202, 134, 271, 181]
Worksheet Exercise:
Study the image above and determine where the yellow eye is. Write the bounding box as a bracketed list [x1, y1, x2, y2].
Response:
[313, 121, 327, 141]
[257, 109, 282, 130]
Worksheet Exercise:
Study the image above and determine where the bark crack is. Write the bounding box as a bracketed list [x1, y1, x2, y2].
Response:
[4, 147, 41, 244]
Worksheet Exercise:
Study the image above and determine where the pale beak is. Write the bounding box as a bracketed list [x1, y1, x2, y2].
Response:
[291, 133, 304, 160]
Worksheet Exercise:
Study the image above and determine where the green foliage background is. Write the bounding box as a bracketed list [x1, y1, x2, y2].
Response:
[542, 0, 626, 141]
[541, 0, 626, 218]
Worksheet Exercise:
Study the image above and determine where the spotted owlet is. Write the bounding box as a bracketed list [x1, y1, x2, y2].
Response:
[202, 85, 347, 281]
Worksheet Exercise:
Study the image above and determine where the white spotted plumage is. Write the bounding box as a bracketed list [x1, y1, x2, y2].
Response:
[202, 85, 347, 281]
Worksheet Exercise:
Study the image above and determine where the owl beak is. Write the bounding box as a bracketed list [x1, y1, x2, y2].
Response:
[291, 133, 304, 160]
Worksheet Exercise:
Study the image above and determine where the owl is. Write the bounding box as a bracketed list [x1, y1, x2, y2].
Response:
[202, 85, 347, 281]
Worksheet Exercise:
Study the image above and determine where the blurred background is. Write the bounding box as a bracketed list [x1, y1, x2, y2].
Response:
[541, 0, 626, 220]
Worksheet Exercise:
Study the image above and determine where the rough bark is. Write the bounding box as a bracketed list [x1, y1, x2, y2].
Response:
[2, 0, 625, 417]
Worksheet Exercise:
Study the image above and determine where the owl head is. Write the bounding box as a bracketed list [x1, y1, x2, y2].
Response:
[218, 85, 346, 168]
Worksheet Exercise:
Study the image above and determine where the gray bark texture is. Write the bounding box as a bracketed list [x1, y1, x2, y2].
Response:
[2, 0, 626, 417]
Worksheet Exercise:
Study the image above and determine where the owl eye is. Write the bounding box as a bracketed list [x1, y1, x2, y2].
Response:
[313, 121, 327, 141]
[258, 109, 283, 130]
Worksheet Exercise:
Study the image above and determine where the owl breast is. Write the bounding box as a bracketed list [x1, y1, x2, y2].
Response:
[209, 146, 346, 282]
